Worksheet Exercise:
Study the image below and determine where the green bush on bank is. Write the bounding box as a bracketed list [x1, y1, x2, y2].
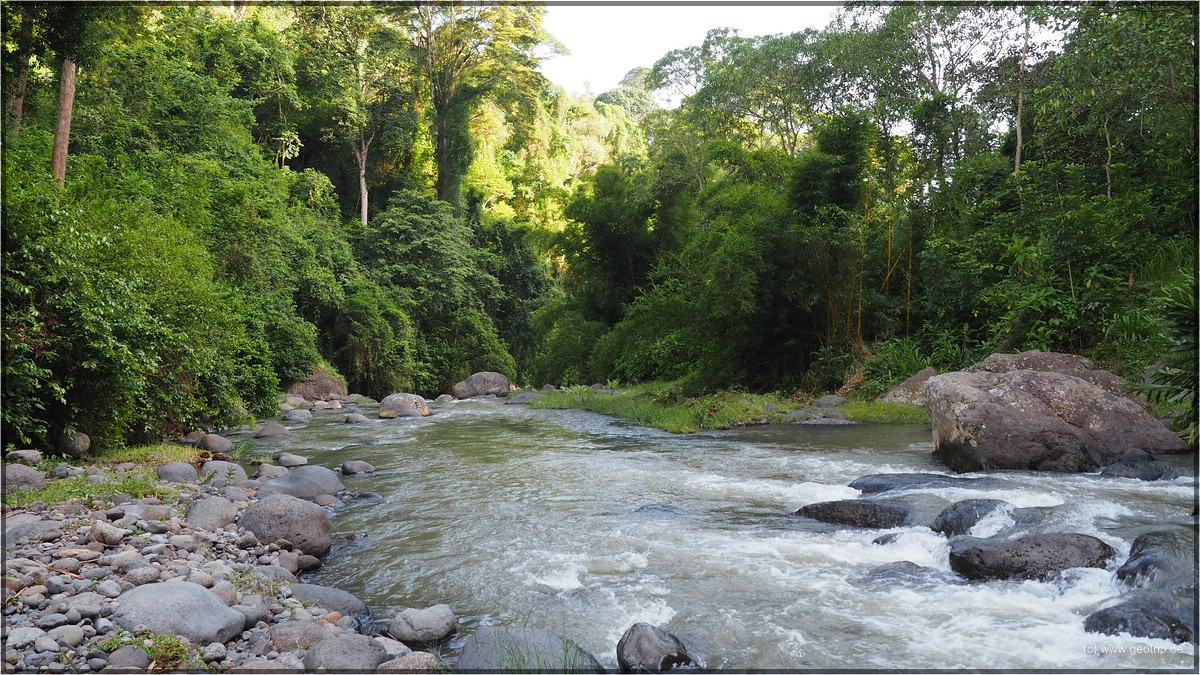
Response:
[529, 382, 928, 433]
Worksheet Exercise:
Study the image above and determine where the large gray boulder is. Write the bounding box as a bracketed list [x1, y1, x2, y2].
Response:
[451, 372, 509, 399]
[879, 367, 938, 407]
[795, 499, 913, 529]
[111, 582, 244, 645]
[239, 493, 331, 557]
[948, 533, 1116, 581]
[289, 584, 369, 625]
[255, 465, 344, 500]
[379, 393, 431, 418]
[198, 433, 233, 454]
[156, 462, 199, 483]
[616, 623, 696, 673]
[255, 422, 290, 438]
[186, 496, 240, 533]
[199, 460, 248, 488]
[969, 350, 1132, 396]
[3, 464, 46, 492]
[925, 354, 1188, 472]
[388, 604, 456, 646]
[303, 633, 389, 672]
[455, 626, 603, 672]
[287, 365, 348, 402]
[56, 431, 91, 458]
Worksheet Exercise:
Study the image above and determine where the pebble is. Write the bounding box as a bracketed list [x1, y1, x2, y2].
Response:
[33, 636, 60, 653]
[94, 580, 122, 598]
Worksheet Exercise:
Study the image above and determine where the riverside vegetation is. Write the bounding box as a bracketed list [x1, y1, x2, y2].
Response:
[2, 3, 1195, 457]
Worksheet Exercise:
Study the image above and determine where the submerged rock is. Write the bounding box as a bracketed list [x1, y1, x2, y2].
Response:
[1098, 460, 1179, 481]
[948, 533, 1115, 581]
[616, 622, 697, 673]
[850, 473, 982, 495]
[795, 499, 913, 529]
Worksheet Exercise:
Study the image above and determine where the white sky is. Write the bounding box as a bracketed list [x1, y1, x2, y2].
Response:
[539, 2, 843, 97]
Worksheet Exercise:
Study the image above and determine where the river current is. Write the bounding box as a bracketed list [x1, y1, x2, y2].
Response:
[246, 397, 1197, 671]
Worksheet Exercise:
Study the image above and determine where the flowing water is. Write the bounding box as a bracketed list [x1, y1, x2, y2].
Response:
[247, 398, 1197, 671]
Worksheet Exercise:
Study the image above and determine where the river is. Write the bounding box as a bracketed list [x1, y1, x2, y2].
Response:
[246, 397, 1197, 671]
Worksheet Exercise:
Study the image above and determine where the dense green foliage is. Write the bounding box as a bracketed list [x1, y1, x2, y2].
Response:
[3, 3, 1194, 452]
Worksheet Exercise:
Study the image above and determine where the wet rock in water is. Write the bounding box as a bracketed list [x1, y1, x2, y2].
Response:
[388, 604, 456, 645]
[2, 464, 46, 492]
[185, 496, 239, 532]
[795, 499, 913, 529]
[199, 433, 234, 454]
[455, 626, 603, 673]
[340, 460, 375, 475]
[931, 499, 1013, 537]
[344, 413, 371, 424]
[379, 393, 431, 418]
[925, 352, 1189, 473]
[1098, 459, 1179, 481]
[275, 452, 308, 468]
[948, 533, 1116, 581]
[254, 463, 288, 480]
[864, 561, 927, 581]
[255, 465, 344, 500]
[506, 393, 543, 405]
[111, 582, 245, 645]
[199, 460, 248, 488]
[1116, 529, 1196, 590]
[255, 422, 290, 439]
[290, 583, 369, 625]
[240, 493, 331, 557]
[850, 472, 984, 495]
[303, 633, 389, 672]
[1084, 588, 1196, 644]
[283, 408, 313, 423]
[451, 371, 510, 399]
[635, 504, 688, 517]
[156, 461, 199, 483]
[616, 622, 697, 673]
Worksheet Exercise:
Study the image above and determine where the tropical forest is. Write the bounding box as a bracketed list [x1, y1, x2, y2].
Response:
[3, 1, 1195, 450]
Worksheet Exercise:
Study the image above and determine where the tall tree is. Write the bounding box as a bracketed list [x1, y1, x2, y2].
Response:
[293, 4, 410, 226]
[401, 2, 552, 206]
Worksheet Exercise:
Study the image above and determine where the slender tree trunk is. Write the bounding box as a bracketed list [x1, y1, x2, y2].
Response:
[8, 8, 34, 138]
[1103, 120, 1113, 198]
[1014, 13, 1030, 173]
[51, 57, 77, 189]
[354, 137, 370, 227]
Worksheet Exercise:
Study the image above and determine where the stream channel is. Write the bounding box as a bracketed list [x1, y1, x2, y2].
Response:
[245, 397, 1197, 671]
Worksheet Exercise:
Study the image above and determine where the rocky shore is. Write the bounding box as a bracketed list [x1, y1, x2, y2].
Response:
[2, 415, 451, 672]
